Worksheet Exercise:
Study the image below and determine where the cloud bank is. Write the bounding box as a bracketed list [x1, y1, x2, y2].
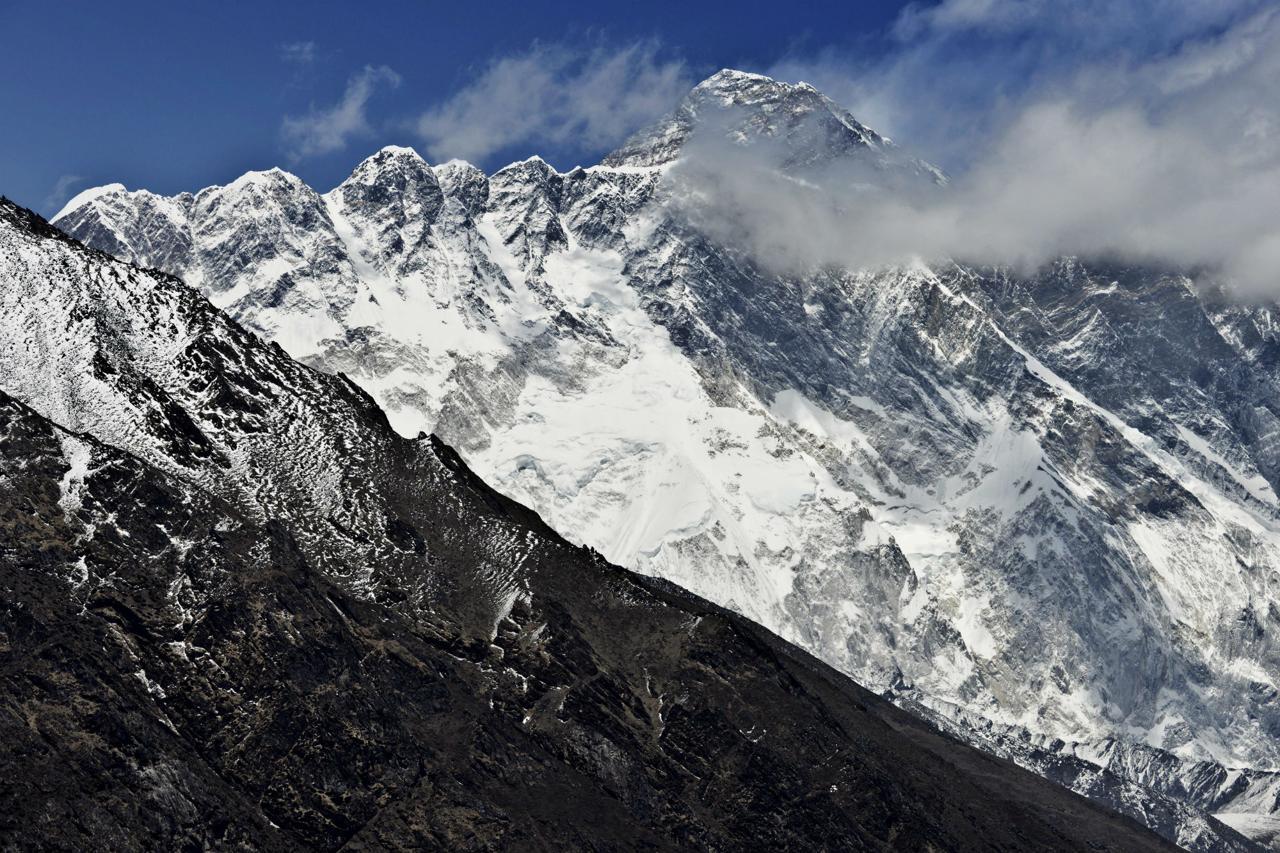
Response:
[673, 1, 1280, 292]
[415, 41, 690, 164]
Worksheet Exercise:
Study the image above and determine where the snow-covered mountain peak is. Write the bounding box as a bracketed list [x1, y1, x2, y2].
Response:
[371, 142, 423, 159]
[488, 156, 566, 216]
[188, 168, 338, 293]
[697, 67, 773, 86]
[492, 155, 562, 184]
[52, 182, 126, 220]
[691, 67, 840, 111]
[340, 143, 431, 181]
[683, 67, 841, 113]
[604, 68, 891, 169]
[204, 166, 307, 199]
[331, 143, 444, 226]
[51, 183, 193, 272]
[433, 159, 490, 216]
[190, 168, 329, 251]
[487, 156, 568, 271]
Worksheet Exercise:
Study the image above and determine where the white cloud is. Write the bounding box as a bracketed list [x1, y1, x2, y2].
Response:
[415, 41, 690, 164]
[770, 0, 1270, 167]
[43, 174, 84, 216]
[280, 41, 318, 66]
[891, 0, 1262, 51]
[674, 1, 1280, 293]
[892, 0, 1040, 39]
[281, 65, 400, 161]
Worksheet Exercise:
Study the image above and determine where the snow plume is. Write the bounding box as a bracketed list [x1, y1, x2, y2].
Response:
[675, 1, 1280, 293]
[280, 41, 318, 66]
[42, 174, 85, 217]
[415, 40, 690, 164]
[281, 65, 401, 161]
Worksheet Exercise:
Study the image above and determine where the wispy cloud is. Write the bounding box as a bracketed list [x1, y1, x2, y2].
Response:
[890, 0, 1258, 45]
[281, 65, 401, 161]
[415, 40, 690, 165]
[43, 174, 85, 216]
[769, 0, 1270, 168]
[672, 0, 1280, 292]
[280, 40, 318, 66]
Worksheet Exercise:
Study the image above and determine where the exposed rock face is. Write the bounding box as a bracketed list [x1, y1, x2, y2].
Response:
[0, 196, 1191, 851]
[52, 69, 1280, 849]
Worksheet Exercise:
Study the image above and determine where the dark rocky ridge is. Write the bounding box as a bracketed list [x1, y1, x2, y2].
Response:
[0, 196, 1197, 849]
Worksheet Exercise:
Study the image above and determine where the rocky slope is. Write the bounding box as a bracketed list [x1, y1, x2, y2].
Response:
[0, 195, 1199, 850]
[53, 68, 1280, 848]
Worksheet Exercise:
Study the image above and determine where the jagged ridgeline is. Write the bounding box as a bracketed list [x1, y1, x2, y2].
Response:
[0, 195, 1195, 850]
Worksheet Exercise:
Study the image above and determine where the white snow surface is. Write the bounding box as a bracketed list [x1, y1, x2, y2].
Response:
[53, 183, 126, 222]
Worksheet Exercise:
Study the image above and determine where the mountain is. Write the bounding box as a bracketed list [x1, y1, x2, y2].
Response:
[0, 195, 1198, 850]
[53, 69, 1280, 849]
[603, 68, 945, 183]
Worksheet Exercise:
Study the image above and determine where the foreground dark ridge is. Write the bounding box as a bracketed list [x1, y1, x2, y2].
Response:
[0, 195, 1193, 850]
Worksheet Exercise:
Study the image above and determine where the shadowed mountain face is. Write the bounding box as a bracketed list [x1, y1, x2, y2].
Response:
[0, 197, 1196, 850]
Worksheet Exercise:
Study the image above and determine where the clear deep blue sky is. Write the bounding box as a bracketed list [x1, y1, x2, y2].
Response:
[0, 0, 908, 215]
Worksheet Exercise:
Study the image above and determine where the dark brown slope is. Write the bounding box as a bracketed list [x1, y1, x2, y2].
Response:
[0, 390, 1178, 852]
[0, 195, 1184, 851]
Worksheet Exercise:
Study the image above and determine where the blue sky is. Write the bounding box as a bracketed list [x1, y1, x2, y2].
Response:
[0, 0, 909, 214]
